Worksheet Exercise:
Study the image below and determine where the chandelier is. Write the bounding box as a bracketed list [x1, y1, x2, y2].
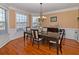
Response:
[39, 3, 46, 22]
[40, 3, 43, 22]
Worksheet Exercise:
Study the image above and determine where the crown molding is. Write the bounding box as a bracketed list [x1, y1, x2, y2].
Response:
[0, 4, 8, 10]
[44, 7, 79, 15]
[8, 7, 30, 15]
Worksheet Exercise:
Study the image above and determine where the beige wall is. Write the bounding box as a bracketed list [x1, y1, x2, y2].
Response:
[8, 9, 79, 29]
[78, 9, 79, 29]
[8, 9, 31, 28]
[9, 9, 16, 28]
[42, 10, 78, 28]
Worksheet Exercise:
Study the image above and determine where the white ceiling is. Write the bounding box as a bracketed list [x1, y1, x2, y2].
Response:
[1, 3, 79, 14]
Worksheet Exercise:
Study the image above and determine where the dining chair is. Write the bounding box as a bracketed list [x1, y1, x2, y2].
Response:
[26, 27, 31, 39]
[48, 29, 65, 54]
[26, 27, 31, 32]
[42, 27, 48, 34]
[31, 29, 43, 48]
[38, 27, 42, 33]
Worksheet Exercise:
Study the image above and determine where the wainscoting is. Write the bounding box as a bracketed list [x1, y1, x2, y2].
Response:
[8, 28, 23, 40]
[7, 28, 79, 41]
[63, 28, 79, 40]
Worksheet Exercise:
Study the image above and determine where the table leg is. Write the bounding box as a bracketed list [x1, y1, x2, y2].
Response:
[56, 41, 59, 55]
[24, 32, 25, 46]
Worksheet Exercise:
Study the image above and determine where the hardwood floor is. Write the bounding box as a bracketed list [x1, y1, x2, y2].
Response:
[0, 37, 79, 55]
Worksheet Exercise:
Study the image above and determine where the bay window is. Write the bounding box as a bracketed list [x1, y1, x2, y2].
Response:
[32, 16, 39, 28]
[16, 13, 27, 31]
[0, 8, 7, 34]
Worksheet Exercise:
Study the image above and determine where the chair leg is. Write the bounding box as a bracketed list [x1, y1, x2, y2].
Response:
[42, 39, 44, 44]
[30, 36, 31, 40]
[32, 39, 34, 46]
[49, 43, 51, 49]
[24, 32, 25, 46]
[60, 45, 62, 54]
[38, 41, 39, 48]
[56, 44, 59, 55]
[24, 37, 25, 46]
[62, 39, 65, 45]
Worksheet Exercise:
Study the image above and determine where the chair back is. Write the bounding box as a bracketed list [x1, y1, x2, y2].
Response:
[38, 27, 42, 33]
[31, 29, 39, 39]
[58, 29, 65, 45]
[26, 27, 31, 31]
[42, 27, 48, 34]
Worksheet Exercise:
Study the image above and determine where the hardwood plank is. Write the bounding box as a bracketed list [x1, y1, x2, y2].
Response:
[0, 37, 79, 55]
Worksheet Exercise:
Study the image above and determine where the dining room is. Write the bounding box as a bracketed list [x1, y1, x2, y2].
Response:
[0, 3, 79, 55]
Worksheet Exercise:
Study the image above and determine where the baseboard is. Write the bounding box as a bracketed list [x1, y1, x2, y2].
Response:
[9, 32, 23, 40]
[0, 39, 11, 48]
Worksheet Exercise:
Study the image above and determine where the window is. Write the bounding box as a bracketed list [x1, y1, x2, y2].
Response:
[16, 13, 27, 30]
[32, 16, 39, 28]
[0, 8, 6, 32]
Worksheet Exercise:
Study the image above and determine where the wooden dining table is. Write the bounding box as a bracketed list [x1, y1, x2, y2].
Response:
[24, 31, 60, 55]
